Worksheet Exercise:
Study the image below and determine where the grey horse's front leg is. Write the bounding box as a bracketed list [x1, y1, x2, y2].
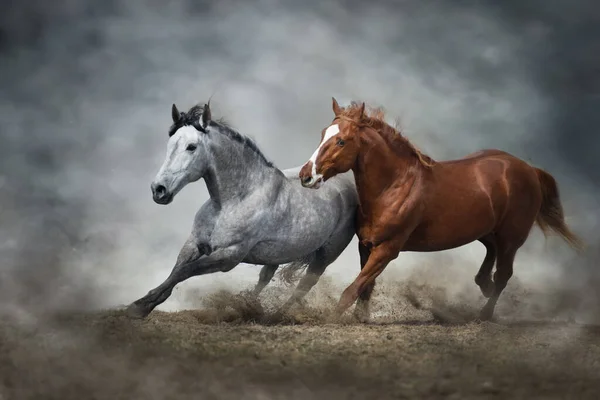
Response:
[126, 241, 246, 319]
[253, 264, 279, 296]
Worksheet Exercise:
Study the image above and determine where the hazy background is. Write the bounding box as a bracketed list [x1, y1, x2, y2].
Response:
[1, 0, 599, 323]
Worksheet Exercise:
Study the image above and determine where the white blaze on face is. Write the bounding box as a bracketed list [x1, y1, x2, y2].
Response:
[308, 124, 339, 180]
[156, 125, 199, 186]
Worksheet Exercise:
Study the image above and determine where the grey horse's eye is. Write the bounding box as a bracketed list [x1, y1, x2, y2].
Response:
[186, 144, 197, 152]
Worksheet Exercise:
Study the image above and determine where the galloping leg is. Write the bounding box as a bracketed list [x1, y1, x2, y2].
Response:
[353, 242, 374, 322]
[335, 242, 399, 316]
[479, 245, 516, 321]
[278, 252, 328, 313]
[126, 239, 246, 319]
[474, 235, 496, 298]
[278, 216, 356, 315]
[253, 264, 279, 296]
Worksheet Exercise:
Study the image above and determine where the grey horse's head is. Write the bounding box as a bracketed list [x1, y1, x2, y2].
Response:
[151, 103, 213, 204]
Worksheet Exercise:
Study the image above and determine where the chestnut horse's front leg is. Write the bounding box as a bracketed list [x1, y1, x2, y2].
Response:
[335, 240, 403, 316]
[352, 242, 373, 322]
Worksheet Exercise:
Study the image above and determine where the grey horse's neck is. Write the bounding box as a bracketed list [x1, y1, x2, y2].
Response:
[203, 130, 283, 208]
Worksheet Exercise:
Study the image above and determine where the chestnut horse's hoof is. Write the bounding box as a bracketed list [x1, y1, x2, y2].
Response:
[352, 307, 371, 323]
[126, 302, 150, 319]
[353, 314, 370, 324]
[478, 308, 495, 322]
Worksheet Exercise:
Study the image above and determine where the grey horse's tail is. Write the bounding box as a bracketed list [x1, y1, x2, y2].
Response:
[276, 254, 315, 286]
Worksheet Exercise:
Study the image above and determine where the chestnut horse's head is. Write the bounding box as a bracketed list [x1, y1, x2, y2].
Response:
[299, 97, 364, 188]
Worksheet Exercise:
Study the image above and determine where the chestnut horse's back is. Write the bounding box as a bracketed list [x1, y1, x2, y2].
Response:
[534, 168, 584, 250]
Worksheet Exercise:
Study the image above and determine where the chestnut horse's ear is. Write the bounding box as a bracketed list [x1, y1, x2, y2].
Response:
[171, 104, 180, 123]
[358, 102, 366, 119]
[202, 102, 212, 128]
[332, 97, 343, 116]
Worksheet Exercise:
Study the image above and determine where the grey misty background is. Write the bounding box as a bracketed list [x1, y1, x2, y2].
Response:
[1, 0, 599, 322]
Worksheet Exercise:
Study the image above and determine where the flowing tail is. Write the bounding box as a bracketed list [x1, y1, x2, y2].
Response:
[276, 253, 315, 286]
[534, 168, 584, 251]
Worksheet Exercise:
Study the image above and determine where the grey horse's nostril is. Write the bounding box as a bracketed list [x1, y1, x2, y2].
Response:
[154, 184, 166, 196]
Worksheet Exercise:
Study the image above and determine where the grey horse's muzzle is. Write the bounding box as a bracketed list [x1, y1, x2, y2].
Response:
[151, 182, 173, 204]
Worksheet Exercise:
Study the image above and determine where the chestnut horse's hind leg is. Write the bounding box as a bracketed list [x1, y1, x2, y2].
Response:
[353, 242, 374, 322]
[479, 246, 516, 321]
[474, 236, 496, 298]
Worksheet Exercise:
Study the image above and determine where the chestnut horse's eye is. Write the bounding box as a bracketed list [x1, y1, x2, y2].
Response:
[337, 138, 345, 147]
[186, 144, 197, 152]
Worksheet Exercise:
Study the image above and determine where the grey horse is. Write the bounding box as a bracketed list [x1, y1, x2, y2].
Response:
[126, 102, 358, 318]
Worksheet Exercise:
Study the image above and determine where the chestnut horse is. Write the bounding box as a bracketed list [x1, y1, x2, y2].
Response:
[299, 98, 583, 321]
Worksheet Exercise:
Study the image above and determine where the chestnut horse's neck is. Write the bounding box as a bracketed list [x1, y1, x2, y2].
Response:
[352, 127, 430, 212]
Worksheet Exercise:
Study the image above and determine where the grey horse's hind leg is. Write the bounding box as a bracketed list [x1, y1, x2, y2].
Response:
[253, 264, 279, 296]
[279, 218, 356, 314]
[278, 251, 328, 312]
[276, 208, 362, 321]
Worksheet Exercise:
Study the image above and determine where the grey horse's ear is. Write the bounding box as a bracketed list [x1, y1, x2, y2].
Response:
[201, 102, 212, 128]
[171, 104, 180, 123]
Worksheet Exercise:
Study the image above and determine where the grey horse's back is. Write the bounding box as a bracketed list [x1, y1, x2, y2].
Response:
[281, 166, 302, 182]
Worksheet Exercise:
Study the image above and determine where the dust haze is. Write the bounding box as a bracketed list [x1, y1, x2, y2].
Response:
[1, 0, 599, 398]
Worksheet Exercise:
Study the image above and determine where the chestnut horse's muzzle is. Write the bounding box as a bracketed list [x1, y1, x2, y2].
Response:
[302, 176, 322, 188]
[299, 161, 322, 188]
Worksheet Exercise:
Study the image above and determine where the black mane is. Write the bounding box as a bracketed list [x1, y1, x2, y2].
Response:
[168, 104, 276, 169]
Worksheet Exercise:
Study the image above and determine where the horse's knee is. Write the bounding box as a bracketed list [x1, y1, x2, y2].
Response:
[475, 278, 495, 298]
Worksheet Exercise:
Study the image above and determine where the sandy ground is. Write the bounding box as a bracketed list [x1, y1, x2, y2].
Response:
[1, 279, 599, 400]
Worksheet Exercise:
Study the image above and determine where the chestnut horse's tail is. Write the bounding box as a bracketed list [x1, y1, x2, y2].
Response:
[534, 168, 584, 251]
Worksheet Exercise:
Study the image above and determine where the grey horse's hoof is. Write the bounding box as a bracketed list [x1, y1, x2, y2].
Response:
[126, 302, 150, 319]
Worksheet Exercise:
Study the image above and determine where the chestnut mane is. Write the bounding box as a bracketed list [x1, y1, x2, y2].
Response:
[339, 102, 435, 168]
